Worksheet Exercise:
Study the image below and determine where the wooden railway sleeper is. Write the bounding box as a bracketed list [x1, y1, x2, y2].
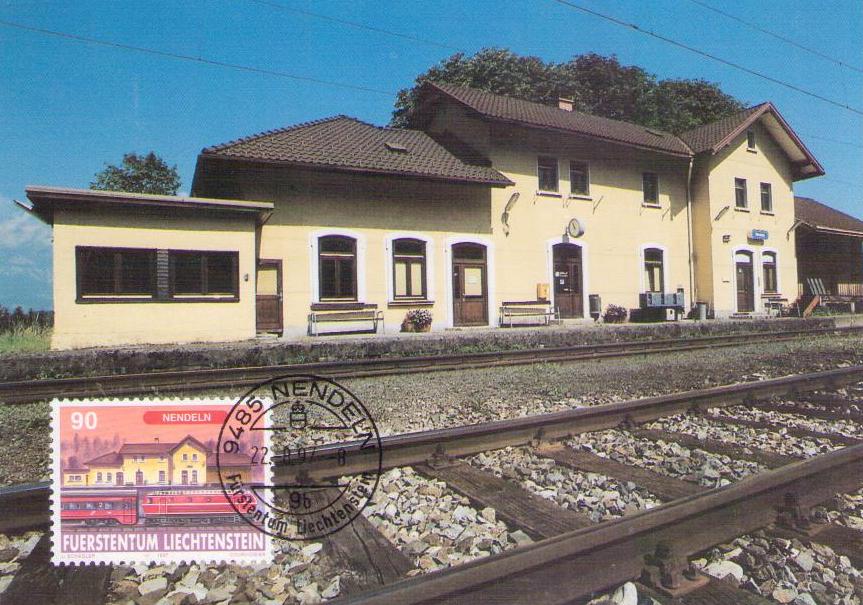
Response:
[641, 543, 709, 597]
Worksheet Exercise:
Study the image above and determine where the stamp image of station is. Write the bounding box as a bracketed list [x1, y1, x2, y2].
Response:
[51, 399, 272, 564]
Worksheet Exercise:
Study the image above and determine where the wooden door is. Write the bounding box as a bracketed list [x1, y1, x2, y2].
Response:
[736, 253, 755, 312]
[553, 244, 583, 318]
[256, 259, 283, 333]
[452, 243, 488, 326]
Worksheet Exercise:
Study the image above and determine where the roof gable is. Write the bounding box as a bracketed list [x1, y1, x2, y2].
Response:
[199, 115, 511, 186]
[418, 82, 692, 157]
[679, 103, 824, 180]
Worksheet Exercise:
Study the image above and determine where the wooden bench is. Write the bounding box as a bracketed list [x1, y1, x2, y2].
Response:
[499, 301, 559, 327]
[804, 278, 859, 315]
[308, 309, 384, 336]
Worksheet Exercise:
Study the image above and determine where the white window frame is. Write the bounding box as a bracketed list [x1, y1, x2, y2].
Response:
[638, 243, 669, 294]
[569, 160, 591, 198]
[760, 248, 780, 294]
[734, 177, 748, 210]
[309, 228, 367, 304]
[444, 235, 496, 328]
[760, 182, 773, 214]
[546, 236, 589, 319]
[642, 172, 660, 206]
[537, 156, 560, 194]
[384, 233, 435, 303]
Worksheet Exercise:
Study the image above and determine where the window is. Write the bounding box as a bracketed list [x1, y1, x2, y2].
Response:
[106, 472, 112, 483]
[116, 472, 123, 485]
[170, 251, 238, 297]
[192, 453, 197, 461]
[96, 472, 102, 483]
[158, 470, 166, 484]
[181, 470, 189, 484]
[569, 161, 590, 196]
[319, 236, 357, 300]
[735, 178, 748, 209]
[747, 130, 756, 150]
[191, 470, 198, 485]
[76, 247, 155, 298]
[135, 471, 144, 485]
[392, 239, 427, 299]
[643, 248, 664, 293]
[642, 172, 659, 205]
[760, 183, 773, 213]
[763, 252, 777, 293]
[182, 453, 188, 461]
[537, 156, 559, 192]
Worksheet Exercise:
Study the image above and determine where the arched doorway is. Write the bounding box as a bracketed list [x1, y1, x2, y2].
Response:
[452, 242, 488, 326]
[735, 251, 755, 312]
[553, 243, 583, 318]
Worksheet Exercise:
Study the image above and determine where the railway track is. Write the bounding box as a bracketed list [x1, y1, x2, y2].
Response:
[2, 365, 863, 604]
[1, 325, 860, 405]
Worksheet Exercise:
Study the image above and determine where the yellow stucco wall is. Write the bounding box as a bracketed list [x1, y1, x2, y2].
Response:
[51, 208, 257, 349]
[171, 442, 207, 485]
[62, 471, 87, 486]
[483, 127, 693, 314]
[700, 121, 798, 316]
[239, 168, 494, 336]
[119, 454, 169, 485]
[87, 464, 123, 486]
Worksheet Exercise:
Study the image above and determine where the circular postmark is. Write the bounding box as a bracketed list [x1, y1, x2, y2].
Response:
[217, 375, 382, 540]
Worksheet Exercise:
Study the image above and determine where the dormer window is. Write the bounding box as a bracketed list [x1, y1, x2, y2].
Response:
[747, 130, 756, 151]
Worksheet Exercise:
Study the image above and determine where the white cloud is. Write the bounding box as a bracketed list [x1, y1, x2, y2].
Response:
[0, 208, 51, 250]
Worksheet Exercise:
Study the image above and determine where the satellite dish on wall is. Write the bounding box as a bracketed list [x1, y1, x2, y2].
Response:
[566, 218, 584, 238]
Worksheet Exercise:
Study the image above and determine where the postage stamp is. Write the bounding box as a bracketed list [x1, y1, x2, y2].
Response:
[51, 398, 272, 565]
[217, 375, 382, 541]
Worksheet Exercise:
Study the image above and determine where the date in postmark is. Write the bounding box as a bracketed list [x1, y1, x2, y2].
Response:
[51, 398, 271, 564]
[218, 375, 382, 541]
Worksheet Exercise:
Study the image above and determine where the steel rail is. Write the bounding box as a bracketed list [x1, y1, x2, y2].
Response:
[4, 364, 863, 534]
[332, 442, 863, 605]
[1, 326, 858, 405]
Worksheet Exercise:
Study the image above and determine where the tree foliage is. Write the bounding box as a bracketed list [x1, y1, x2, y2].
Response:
[393, 49, 745, 133]
[91, 152, 181, 195]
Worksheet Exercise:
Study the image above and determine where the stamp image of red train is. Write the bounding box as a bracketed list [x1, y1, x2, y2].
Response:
[60, 488, 256, 526]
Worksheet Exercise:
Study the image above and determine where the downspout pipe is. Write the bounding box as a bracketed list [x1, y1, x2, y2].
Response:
[685, 157, 696, 311]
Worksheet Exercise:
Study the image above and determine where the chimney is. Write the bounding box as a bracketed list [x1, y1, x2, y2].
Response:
[154, 437, 159, 443]
[558, 97, 574, 112]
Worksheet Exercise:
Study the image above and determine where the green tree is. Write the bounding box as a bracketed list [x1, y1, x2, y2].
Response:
[91, 152, 181, 195]
[393, 49, 744, 134]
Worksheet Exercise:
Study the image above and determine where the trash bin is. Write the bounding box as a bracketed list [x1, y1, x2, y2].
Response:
[589, 294, 602, 321]
[696, 302, 708, 321]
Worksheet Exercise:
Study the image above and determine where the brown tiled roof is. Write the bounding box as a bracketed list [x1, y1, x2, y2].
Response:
[119, 442, 175, 455]
[421, 82, 692, 157]
[84, 452, 123, 467]
[795, 196, 863, 235]
[206, 452, 252, 467]
[200, 116, 511, 186]
[678, 104, 768, 153]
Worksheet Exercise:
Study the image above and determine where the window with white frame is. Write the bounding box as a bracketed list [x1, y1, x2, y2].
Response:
[642, 172, 659, 205]
[392, 238, 427, 300]
[569, 161, 589, 196]
[762, 252, 777, 293]
[735, 178, 748, 209]
[537, 156, 559, 192]
[643, 248, 664, 293]
[318, 235, 358, 300]
[760, 182, 773, 213]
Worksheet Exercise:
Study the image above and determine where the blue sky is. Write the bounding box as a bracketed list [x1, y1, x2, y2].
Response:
[1, 0, 861, 309]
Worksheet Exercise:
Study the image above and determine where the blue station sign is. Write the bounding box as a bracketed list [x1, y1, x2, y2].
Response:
[750, 229, 769, 241]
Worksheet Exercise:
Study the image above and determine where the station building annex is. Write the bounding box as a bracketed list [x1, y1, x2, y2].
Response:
[23, 82, 861, 349]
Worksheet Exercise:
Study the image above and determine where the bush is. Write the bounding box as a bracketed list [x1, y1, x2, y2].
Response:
[602, 304, 628, 324]
[402, 309, 433, 332]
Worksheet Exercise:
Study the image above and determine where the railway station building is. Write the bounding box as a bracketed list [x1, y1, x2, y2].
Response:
[24, 83, 852, 349]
